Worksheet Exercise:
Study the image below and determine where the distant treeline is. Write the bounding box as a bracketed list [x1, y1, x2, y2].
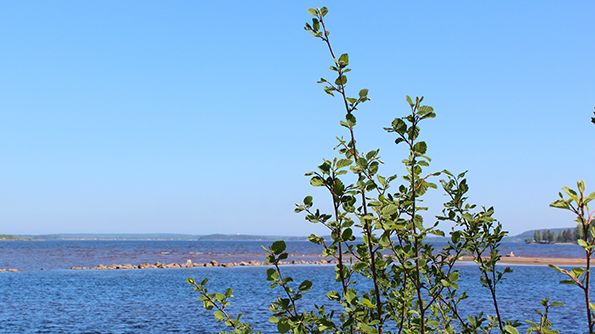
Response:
[0, 234, 17, 240]
[530, 228, 580, 244]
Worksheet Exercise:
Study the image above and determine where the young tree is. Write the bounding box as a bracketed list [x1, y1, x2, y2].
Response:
[550, 181, 595, 333]
[187, 8, 562, 334]
[526, 298, 563, 334]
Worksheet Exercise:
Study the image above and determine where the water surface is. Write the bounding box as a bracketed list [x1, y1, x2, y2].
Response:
[0, 240, 590, 333]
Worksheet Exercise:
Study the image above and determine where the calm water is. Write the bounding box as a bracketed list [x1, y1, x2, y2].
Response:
[0, 241, 590, 333]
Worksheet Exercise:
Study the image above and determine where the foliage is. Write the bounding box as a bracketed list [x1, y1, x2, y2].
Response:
[525, 298, 563, 334]
[187, 277, 256, 334]
[549, 181, 595, 333]
[186, 7, 571, 334]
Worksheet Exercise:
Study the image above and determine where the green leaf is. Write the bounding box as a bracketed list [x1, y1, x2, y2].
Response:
[549, 199, 569, 209]
[578, 239, 590, 249]
[213, 310, 226, 321]
[336, 158, 352, 169]
[361, 297, 375, 309]
[215, 293, 225, 302]
[335, 75, 347, 86]
[308, 234, 323, 244]
[381, 204, 398, 217]
[303, 195, 313, 205]
[562, 186, 579, 201]
[341, 228, 353, 240]
[326, 291, 340, 301]
[359, 88, 368, 98]
[271, 240, 286, 255]
[298, 280, 313, 292]
[391, 118, 407, 134]
[413, 141, 427, 155]
[418, 105, 434, 117]
[504, 325, 519, 334]
[307, 8, 317, 16]
[345, 113, 356, 127]
[277, 319, 290, 333]
[338, 53, 349, 66]
[548, 264, 564, 273]
[266, 267, 278, 280]
[345, 289, 357, 303]
[310, 176, 325, 187]
[578, 180, 585, 194]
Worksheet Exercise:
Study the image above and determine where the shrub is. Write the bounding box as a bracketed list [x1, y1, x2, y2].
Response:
[186, 7, 589, 334]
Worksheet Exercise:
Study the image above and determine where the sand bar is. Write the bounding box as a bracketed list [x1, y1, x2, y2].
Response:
[67, 255, 591, 271]
[460, 255, 587, 266]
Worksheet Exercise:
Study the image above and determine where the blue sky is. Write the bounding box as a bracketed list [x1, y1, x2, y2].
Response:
[0, 1, 593, 235]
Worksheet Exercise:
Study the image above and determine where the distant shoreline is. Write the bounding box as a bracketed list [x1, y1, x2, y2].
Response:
[0, 234, 311, 242]
[0, 231, 583, 243]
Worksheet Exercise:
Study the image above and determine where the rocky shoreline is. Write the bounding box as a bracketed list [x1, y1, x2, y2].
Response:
[70, 259, 338, 270]
[0, 268, 18, 272]
[67, 255, 591, 271]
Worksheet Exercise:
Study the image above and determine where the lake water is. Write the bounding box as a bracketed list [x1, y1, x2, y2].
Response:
[0, 241, 590, 333]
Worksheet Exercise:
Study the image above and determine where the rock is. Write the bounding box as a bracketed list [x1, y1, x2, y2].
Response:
[67, 257, 343, 271]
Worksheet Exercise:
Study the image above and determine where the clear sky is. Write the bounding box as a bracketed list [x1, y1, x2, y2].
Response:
[0, 1, 593, 236]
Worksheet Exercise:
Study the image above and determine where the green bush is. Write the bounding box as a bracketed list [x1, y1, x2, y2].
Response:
[188, 7, 592, 334]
